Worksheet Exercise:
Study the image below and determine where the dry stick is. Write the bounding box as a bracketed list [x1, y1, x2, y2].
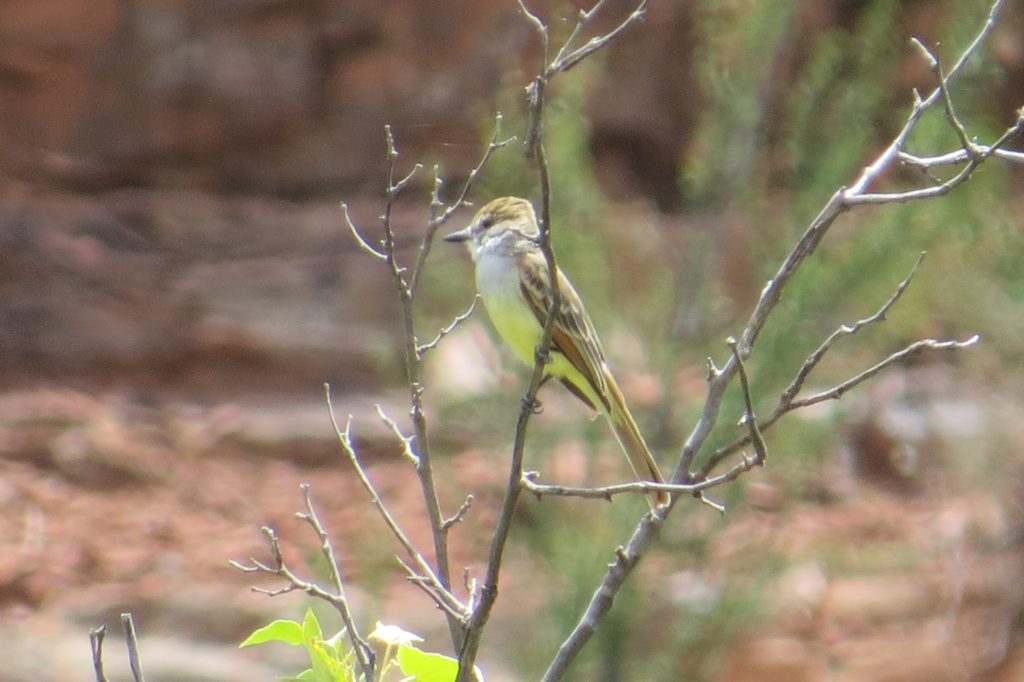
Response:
[443, 494, 476, 530]
[727, 337, 768, 468]
[376, 127, 465, 649]
[230, 495, 376, 679]
[121, 614, 145, 682]
[792, 336, 981, 408]
[545, 3, 1007, 679]
[89, 626, 109, 682]
[844, 0, 1006, 201]
[375, 117, 515, 650]
[703, 251, 928, 474]
[296, 484, 375, 675]
[417, 297, 480, 357]
[455, 3, 648, 680]
[521, 474, 742, 501]
[324, 386, 466, 618]
[375, 403, 420, 466]
[410, 113, 515, 297]
[900, 143, 1024, 169]
[233, 520, 401, 678]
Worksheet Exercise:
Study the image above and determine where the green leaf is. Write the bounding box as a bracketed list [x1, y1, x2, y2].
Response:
[302, 608, 324, 645]
[309, 639, 355, 682]
[397, 644, 460, 682]
[281, 671, 316, 682]
[239, 619, 304, 648]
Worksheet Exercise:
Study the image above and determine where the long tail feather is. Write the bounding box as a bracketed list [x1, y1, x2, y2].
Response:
[602, 366, 668, 508]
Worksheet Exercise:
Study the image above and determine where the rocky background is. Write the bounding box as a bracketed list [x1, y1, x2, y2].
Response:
[1, 0, 1023, 680]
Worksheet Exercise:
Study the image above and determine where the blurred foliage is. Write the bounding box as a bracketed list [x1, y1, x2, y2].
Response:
[413, 0, 1023, 678]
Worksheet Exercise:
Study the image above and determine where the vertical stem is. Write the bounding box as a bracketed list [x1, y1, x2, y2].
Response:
[381, 126, 463, 649]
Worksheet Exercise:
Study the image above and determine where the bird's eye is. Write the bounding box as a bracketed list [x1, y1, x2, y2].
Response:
[479, 216, 494, 229]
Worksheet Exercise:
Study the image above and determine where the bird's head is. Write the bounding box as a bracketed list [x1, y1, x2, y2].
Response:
[443, 197, 539, 250]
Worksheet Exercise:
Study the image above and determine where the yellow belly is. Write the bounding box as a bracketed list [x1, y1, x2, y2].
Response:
[475, 251, 602, 411]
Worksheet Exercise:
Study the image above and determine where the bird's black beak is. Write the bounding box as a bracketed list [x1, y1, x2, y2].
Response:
[442, 227, 473, 243]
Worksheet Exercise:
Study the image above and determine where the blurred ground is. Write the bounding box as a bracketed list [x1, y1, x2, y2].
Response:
[1, 360, 1022, 681]
[1, 0, 1023, 680]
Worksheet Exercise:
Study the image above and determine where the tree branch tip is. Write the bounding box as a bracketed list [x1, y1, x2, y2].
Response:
[696, 493, 727, 515]
[909, 37, 939, 69]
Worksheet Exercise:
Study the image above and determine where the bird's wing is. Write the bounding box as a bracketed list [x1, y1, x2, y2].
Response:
[517, 250, 610, 413]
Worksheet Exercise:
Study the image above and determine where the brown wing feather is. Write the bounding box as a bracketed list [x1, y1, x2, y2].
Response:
[518, 254, 611, 412]
[516, 248, 667, 507]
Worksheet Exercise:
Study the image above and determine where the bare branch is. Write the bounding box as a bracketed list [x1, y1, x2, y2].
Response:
[324, 385, 467, 619]
[342, 202, 386, 261]
[900, 145, 1024, 169]
[457, 3, 647, 679]
[910, 38, 974, 152]
[375, 403, 419, 466]
[790, 335, 980, 409]
[373, 122, 463, 648]
[521, 472, 735, 501]
[442, 494, 476, 530]
[90, 626, 109, 682]
[845, 0, 1007, 196]
[550, 1, 648, 75]
[789, 252, 924, 402]
[516, 0, 548, 49]
[411, 113, 516, 295]
[548, 4, 1007, 678]
[396, 558, 470, 626]
[728, 338, 768, 468]
[231, 504, 376, 679]
[295, 484, 375, 674]
[121, 614, 145, 682]
[417, 296, 479, 357]
[704, 252, 923, 473]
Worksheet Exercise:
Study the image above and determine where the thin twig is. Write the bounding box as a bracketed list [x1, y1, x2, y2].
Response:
[547, 4, 1005, 679]
[417, 296, 479, 357]
[342, 202, 386, 261]
[296, 484, 375, 675]
[410, 114, 516, 296]
[549, 1, 648, 75]
[121, 614, 145, 682]
[324, 386, 466, 618]
[900, 145, 1024, 169]
[845, 0, 1006, 197]
[789, 335, 980, 408]
[90, 626, 109, 682]
[442, 494, 475, 530]
[395, 557, 470, 623]
[521, 472, 742, 501]
[703, 252, 927, 473]
[910, 38, 974, 152]
[377, 125, 463, 649]
[456, 3, 647, 680]
[375, 403, 419, 466]
[230, 501, 376, 679]
[727, 338, 767, 467]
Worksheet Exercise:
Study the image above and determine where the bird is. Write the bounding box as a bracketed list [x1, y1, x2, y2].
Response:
[444, 196, 668, 507]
